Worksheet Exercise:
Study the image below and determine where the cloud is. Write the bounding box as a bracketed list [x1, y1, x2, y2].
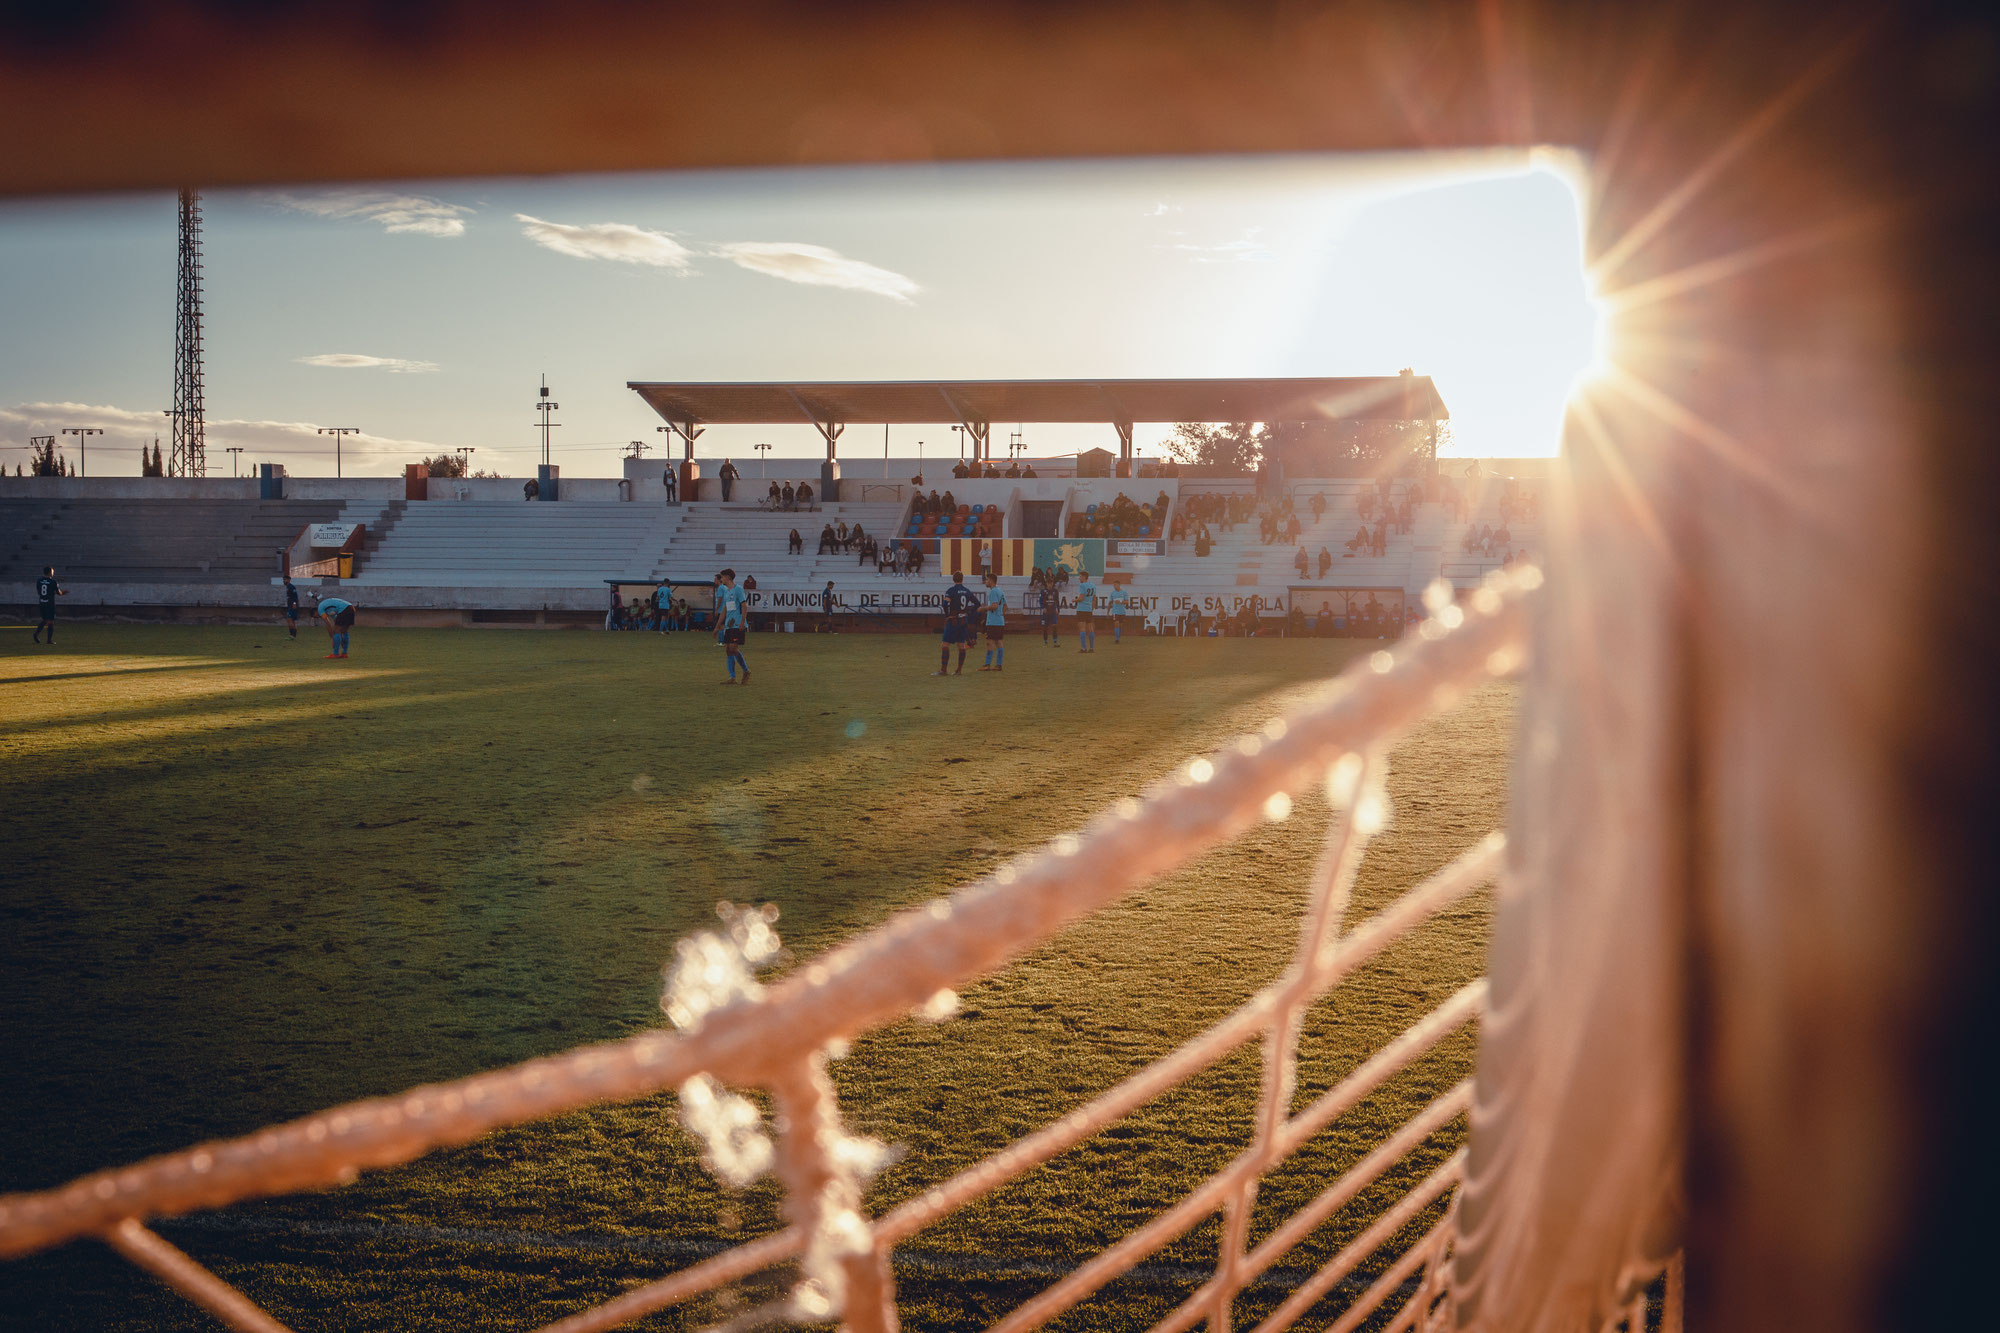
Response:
[296, 353, 439, 374]
[516, 214, 696, 269]
[0, 401, 454, 471]
[708, 241, 919, 302]
[270, 190, 472, 237]
[1146, 202, 1183, 216]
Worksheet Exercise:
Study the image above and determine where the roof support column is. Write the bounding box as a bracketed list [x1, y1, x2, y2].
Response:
[966, 421, 990, 462]
[1114, 420, 1134, 472]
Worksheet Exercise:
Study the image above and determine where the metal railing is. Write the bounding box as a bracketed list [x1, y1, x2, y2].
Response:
[0, 565, 1645, 1333]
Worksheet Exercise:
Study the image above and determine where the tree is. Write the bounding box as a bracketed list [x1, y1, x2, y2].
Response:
[1260, 417, 1439, 473]
[421, 452, 469, 478]
[29, 436, 62, 476]
[1164, 421, 1266, 473]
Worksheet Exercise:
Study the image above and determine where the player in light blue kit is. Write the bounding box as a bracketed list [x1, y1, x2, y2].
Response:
[1106, 586, 1131, 643]
[978, 572, 1008, 671]
[1074, 574, 1098, 653]
[714, 568, 751, 684]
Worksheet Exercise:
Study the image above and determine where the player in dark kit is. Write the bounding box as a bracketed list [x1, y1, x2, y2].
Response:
[936, 572, 978, 676]
[1039, 582, 1060, 646]
[283, 575, 301, 640]
[32, 566, 64, 644]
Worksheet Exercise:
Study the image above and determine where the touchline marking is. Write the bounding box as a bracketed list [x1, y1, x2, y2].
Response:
[155, 1213, 1413, 1296]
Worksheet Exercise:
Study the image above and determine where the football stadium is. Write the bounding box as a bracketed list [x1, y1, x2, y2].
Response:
[2, 6, 1996, 1333]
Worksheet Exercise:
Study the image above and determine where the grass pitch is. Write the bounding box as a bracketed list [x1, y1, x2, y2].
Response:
[0, 622, 1514, 1332]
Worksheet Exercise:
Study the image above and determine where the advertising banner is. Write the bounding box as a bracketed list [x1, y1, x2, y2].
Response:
[1032, 538, 1105, 577]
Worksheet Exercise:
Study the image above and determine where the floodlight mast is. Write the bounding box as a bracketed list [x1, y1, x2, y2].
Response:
[536, 375, 560, 467]
[170, 188, 206, 477]
[61, 427, 102, 476]
[317, 426, 360, 477]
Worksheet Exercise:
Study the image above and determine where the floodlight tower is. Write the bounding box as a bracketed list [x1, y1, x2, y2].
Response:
[536, 375, 560, 466]
[170, 188, 206, 477]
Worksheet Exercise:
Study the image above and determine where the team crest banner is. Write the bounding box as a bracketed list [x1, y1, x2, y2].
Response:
[1033, 538, 1105, 577]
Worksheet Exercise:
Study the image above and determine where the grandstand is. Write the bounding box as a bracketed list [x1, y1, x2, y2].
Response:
[0, 464, 1540, 630]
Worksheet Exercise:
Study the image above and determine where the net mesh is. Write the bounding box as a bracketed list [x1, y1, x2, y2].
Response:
[0, 564, 1676, 1332]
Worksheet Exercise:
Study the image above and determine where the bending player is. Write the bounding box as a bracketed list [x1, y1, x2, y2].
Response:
[715, 568, 751, 684]
[936, 571, 977, 676]
[314, 594, 356, 658]
[32, 566, 64, 645]
[1074, 571, 1098, 653]
[979, 572, 1008, 671]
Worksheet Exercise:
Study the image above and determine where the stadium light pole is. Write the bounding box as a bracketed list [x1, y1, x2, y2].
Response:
[225, 446, 244, 476]
[753, 441, 771, 476]
[62, 427, 102, 476]
[317, 427, 359, 478]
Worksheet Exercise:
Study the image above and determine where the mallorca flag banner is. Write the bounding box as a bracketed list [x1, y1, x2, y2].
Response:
[940, 539, 1032, 577]
[1033, 538, 1106, 578]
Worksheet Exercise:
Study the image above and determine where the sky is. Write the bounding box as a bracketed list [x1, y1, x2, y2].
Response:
[0, 150, 1600, 478]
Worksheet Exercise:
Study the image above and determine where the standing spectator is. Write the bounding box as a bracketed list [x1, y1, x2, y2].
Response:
[662, 467, 678, 501]
[1285, 512, 1302, 544]
[718, 459, 740, 501]
[1310, 491, 1326, 521]
[1372, 521, 1388, 556]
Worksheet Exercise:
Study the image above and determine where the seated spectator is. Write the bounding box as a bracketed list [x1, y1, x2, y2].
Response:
[797, 482, 814, 507]
[849, 523, 867, 552]
[781, 481, 796, 510]
[1310, 491, 1326, 520]
[952, 460, 971, 478]
[1005, 460, 1021, 477]
[1346, 525, 1369, 554]
[1194, 525, 1213, 557]
[1372, 521, 1388, 556]
[984, 462, 1001, 477]
[766, 480, 782, 507]
[833, 520, 850, 549]
[789, 528, 804, 555]
[1494, 523, 1512, 549]
[819, 524, 837, 554]
[860, 535, 878, 567]
[1318, 546, 1332, 577]
[908, 543, 925, 576]
[1022, 464, 1037, 478]
[941, 489, 957, 514]
[1294, 546, 1310, 577]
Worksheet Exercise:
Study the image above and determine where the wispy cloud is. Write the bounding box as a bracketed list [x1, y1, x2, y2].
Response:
[0, 402, 453, 468]
[709, 241, 919, 302]
[296, 353, 439, 374]
[1146, 202, 1184, 216]
[270, 190, 472, 238]
[516, 214, 696, 269]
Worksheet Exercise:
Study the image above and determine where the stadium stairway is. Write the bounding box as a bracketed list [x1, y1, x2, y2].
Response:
[339, 502, 683, 589]
[0, 498, 348, 584]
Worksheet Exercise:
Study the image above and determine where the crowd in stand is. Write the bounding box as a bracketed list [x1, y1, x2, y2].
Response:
[1461, 523, 1518, 558]
[761, 480, 817, 511]
[950, 459, 1037, 479]
[1169, 591, 1411, 639]
[1066, 491, 1169, 539]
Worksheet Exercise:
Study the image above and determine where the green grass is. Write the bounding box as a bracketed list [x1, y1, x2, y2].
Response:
[0, 623, 1514, 1333]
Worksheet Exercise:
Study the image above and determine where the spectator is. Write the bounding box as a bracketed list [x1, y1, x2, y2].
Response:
[718, 459, 740, 500]
[833, 520, 850, 550]
[1318, 546, 1332, 577]
[1021, 463, 1037, 478]
[524, 478, 539, 501]
[1407, 480, 1425, 507]
[850, 522, 867, 553]
[984, 461, 1001, 478]
[1494, 522, 1512, 549]
[1310, 491, 1326, 521]
[1317, 600, 1334, 636]
[908, 543, 925, 576]
[767, 480, 783, 507]
[1372, 521, 1388, 556]
[1363, 592, 1385, 637]
[859, 535, 877, 567]
[1288, 604, 1307, 637]
[789, 528, 804, 555]
[952, 459, 971, 478]
[941, 489, 957, 514]
[798, 482, 814, 508]
[1286, 513, 1302, 545]
[661, 467, 678, 501]
[818, 524, 837, 554]
[1294, 546, 1310, 577]
[782, 481, 797, 510]
[1346, 525, 1369, 554]
[1005, 459, 1021, 477]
